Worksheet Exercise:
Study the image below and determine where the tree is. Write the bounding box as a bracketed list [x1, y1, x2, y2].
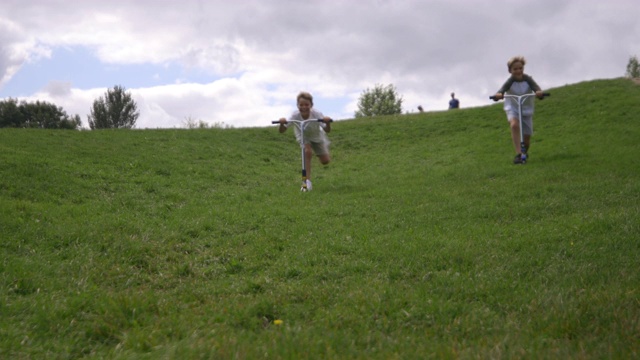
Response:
[354, 84, 403, 118]
[20, 101, 81, 129]
[0, 98, 81, 129]
[88, 85, 139, 129]
[626, 55, 640, 78]
[0, 98, 25, 128]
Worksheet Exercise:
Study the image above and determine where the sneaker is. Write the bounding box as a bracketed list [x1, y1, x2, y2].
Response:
[513, 154, 523, 164]
[306, 179, 313, 191]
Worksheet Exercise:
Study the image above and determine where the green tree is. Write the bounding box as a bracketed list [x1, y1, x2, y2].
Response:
[0, 98, 25, 128]
[20, 101, 81, 129]
[626, 55, 639, 78]
[88, 85, 139, 129]
[354, 84, 403, 118]
[0, 98, 81, 129]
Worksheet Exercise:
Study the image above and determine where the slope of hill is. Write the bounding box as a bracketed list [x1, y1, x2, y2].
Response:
[1, 78, 638, 358]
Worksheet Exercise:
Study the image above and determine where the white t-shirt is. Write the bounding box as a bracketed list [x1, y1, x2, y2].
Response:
[497, 75, 541, 116]
[288, 109, 329, 144]
[504, 81, 536, 116]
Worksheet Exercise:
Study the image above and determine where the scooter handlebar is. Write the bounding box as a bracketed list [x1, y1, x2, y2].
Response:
[271, 118, 333, 124]
[489, 93, 551, 101]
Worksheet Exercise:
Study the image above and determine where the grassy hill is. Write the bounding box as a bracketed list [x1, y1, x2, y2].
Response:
[1, 78, 638, 359]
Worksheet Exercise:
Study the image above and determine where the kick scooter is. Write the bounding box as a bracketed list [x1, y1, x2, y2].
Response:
[490, 92, 550, 164]
[272, 118, 333, 191]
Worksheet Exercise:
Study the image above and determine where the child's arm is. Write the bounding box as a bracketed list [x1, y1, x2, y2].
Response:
[494, 76, 515, 100]
[323, 117, 331, 133]
[278, 118, 287, 133]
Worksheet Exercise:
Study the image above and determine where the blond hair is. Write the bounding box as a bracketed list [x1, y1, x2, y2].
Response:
[296, 91, 314, 106]
[507, 56, 526, 71]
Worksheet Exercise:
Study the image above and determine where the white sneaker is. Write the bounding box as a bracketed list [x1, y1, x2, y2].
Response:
[306, 179, 313, 191]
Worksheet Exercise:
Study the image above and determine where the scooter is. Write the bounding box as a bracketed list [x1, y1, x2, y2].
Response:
[490, 92, 550, 164]
[272, 118, 333, 191]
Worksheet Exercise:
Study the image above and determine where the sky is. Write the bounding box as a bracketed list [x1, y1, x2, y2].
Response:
[1, 0, 638, 129]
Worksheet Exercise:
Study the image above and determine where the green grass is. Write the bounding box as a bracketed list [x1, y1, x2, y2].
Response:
[1, 78, 639, 359]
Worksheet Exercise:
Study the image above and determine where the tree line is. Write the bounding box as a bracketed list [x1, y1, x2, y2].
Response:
[0, 82, 404, 129]
[0, 98, 81, 129]
[0, 85, 139, 130]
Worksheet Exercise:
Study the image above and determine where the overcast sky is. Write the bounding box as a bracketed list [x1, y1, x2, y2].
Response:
[1, 0, 638, 129]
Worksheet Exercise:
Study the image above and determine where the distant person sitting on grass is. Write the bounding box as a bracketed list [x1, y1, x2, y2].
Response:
[448, 92, 460, 109]
[278, 91, 332, 191]
[417, 105, 424, 112]
[492, 56, 545, 164]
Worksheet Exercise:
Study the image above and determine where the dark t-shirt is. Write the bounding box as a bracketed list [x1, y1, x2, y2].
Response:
[449, 98, 459, 109]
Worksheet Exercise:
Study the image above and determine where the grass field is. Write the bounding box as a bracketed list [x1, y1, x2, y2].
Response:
[1, 78, 639, 359]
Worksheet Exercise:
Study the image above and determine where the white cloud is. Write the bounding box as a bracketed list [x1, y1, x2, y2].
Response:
[1, 0, 639, 128]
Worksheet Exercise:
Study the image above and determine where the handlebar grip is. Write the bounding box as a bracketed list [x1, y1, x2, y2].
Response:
[538, 93, 551, 101]
[272, 121, 282, 124]
[318, 118, 334, 122]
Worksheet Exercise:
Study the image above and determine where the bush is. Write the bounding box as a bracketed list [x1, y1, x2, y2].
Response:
[354, 84, 403, 118]
[626, 55, 639, 78]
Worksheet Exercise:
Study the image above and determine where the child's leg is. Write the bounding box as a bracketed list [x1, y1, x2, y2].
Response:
[318, 153, 331, 165]
[522, 115, 533, 152]
[509, 118, 521, 154]
[311, 141, 331, 166]
[304, 144, 314, 179]
[524, 135, 531, 151]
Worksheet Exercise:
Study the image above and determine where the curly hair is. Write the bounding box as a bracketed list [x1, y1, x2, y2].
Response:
[296, 91, 314, 106]
[507, 56, 526, 71]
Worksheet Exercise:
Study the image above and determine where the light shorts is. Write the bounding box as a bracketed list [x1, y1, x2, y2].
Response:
[506, 111, 533, 136]
[309, 140, 329, 156]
